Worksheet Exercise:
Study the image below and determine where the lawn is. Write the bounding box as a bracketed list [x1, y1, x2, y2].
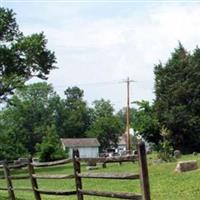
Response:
[0, 154, 200, 200]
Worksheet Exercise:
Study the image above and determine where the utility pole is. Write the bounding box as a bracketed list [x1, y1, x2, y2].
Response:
[124, 77, 134, 152]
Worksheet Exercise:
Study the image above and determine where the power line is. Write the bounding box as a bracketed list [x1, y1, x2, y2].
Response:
[51, 80, 122, 88]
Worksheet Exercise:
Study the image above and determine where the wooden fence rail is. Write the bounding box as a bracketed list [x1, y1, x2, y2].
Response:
[72, 142, 151, 200]
[0, 160, 76, 200]
[0, 142, 150, 200]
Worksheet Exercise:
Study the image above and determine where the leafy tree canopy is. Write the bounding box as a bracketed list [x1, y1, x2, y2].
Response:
[87, 116, 123, 152]
[92, 99, 114, 119]
[0, 7, 56, 102]
[87, 99, 123, 151]
[0, 82, 60, 157]
[154, 43, 200, 152]
[58, 86, 91, 138]
[36, 125, 66, 162]
[132, 100, 160, 145]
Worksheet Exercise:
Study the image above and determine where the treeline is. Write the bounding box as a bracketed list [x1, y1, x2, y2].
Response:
[1, 7, 200, 160]
[2, 44, 200, 160]
[0, 84, 124, 160]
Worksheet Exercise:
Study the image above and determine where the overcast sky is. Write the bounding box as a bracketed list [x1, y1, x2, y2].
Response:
[1, 0, 200, 110]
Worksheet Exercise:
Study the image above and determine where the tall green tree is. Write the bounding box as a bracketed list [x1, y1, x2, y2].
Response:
[132, 100, 160, 145]
[87, 116, 122, 151]
[92, 99, 114, 119]
[0, 82, 60, 157]
[0, 8, 56, 102]
[154, 44, 200, 152]
[58, 86, 91, 138]
[36, 125, 66, 162]
[87, 99, 123, 151]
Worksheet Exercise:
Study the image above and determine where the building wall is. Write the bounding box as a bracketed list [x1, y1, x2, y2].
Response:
[68, 147, 99, 158]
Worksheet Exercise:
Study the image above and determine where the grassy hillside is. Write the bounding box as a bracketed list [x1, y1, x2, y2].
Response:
[0, 154, 200, 200]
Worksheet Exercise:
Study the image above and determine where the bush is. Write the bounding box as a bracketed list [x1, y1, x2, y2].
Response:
[37, 125, 66, 162]
[157, 127, 174, 162]
[157, 140, 174, 162]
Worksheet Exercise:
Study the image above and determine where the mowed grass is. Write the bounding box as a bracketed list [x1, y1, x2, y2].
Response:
[0, 154, 200, 200]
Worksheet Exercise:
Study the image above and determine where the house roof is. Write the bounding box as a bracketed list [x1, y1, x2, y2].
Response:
[61, 138, 100, 147]
[118, 134, 127, 146]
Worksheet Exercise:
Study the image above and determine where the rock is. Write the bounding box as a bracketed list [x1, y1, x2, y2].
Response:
[193, 152, 198, 156]
[19, 158, 29, 164]
[153, 159, 164, 165]
[174, 150, 181, 159]
[87, 159, 97, 167]
[86, 166, 99, 170]
[175, 160, 198, 172]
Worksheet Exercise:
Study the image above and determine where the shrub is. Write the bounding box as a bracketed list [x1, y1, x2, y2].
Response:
[157, 126, 174, 162]
[37, 125, 66, 162]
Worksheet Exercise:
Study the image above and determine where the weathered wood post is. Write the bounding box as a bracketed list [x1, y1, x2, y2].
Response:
[3, 161, 16, 200]
[138, 142, 151, 200]
[28, 160, 41, 200]
[102, 162, 107, 168]
[73, 149, 84, 200]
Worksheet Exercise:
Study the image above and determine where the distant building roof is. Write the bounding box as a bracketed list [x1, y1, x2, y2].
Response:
[118, 134, 127, 146]
[61, 138, 100, 147]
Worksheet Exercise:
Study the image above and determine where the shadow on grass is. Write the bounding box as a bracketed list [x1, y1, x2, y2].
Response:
[0, 195, 27, 200]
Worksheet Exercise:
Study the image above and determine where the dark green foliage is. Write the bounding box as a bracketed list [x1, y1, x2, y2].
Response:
[0, 130, 28, 160]
[57, 86, 91, 138]
[157, 127, 174, 162]
[157, 140, 174, 162]
[37, 125, 66, 162]
[0, 82, 60, 156]
[87, 116, 123, 151]
[92, 99, 114, 119]
[0, 7, 56, 102]
[132, 100, 160, 145]
[117, 107, 137, 131]
[87, 99, 123, 151]
[0, 8, 21, 41]
[154, 44, 200, 153]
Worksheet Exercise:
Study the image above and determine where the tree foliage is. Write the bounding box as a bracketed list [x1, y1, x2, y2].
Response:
[36, 125, 66, 162]
[0, 7, 56, 102]
[154, 44, 200, 152]
[87, 99, 123, 151]
[0, 82, 60, 157]
[117, 107, 137, 131]
[87, 116, 122, 151]
[57, 86, 91, 138]
[132, 100, 160, 145]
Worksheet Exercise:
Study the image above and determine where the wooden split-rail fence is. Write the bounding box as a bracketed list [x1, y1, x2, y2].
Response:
[0, 142, 150, 200]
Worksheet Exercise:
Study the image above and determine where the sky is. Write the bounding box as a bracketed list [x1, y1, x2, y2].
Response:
[1, 0, 200, 110]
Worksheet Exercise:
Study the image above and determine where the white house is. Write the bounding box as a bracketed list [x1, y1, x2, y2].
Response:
[60, 138, 100, 158]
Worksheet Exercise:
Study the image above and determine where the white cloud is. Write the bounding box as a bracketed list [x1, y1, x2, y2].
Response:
[17, 3, 200, 110]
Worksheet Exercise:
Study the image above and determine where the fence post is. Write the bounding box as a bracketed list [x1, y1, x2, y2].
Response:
[138, 142, 151, 200]
[3, 161, 16, 200]
[28, 160, 41, 200]
[73, 149, 84, 200]
[102, 162, 107, 168]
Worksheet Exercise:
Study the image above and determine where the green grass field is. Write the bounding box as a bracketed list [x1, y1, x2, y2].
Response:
[0, 154, 200, 200]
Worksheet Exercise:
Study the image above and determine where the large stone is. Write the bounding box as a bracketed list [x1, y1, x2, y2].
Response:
[153, 159, 164, 165]
[87, 159, 97, 167]
[175, 160, 198, 172]
[174, 150, 181, 159]
[193, 152, 198, 156]
[86, 166, 99, 170]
